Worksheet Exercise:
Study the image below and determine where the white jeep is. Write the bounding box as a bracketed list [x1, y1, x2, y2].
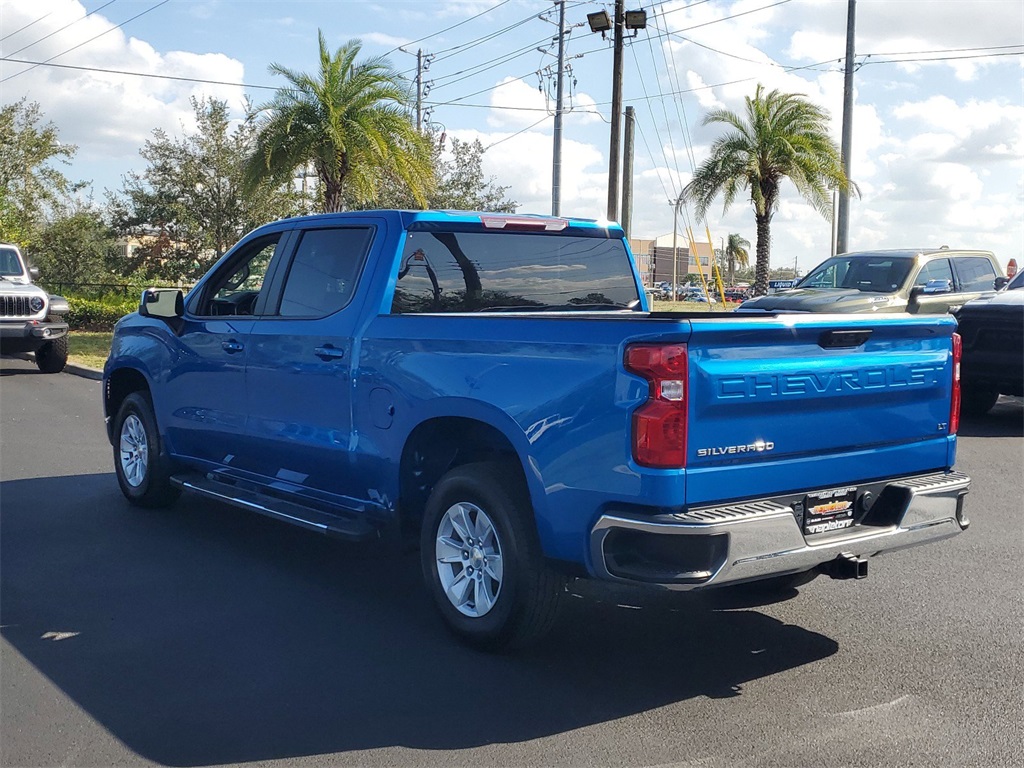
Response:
[0, 243, 70, 373]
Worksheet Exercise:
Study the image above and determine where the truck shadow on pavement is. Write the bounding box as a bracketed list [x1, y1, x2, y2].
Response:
[1, 473, 838, 766]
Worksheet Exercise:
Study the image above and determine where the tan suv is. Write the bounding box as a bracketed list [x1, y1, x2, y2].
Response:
[739, 248, 1006, 314]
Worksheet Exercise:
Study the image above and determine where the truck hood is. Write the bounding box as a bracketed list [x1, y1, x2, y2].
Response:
[0, 280, 46, 296]
[956, 288, 1024, 314]
[739, 288, 895, 313]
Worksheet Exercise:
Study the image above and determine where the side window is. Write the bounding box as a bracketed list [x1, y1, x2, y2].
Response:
[805, 263, 839, 288]
[278, 227, 373, 318]
[915, 259, 953, 287]
[953, 257, 997, 292]
[199, 235, 282, 317]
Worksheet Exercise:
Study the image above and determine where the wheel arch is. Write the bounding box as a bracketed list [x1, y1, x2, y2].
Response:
[398, 415, 534, 541]
[104, 366, 152, 445]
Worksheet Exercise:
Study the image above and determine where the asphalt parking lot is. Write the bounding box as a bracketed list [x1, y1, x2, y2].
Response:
[1, 356, 1022, 767]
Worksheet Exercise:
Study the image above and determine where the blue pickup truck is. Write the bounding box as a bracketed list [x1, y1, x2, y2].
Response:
[103, 210, 971, 649]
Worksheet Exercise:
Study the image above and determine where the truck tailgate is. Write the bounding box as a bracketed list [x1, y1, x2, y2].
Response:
[683, 313, 956, 506]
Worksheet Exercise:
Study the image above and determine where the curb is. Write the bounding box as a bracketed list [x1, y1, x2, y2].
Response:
[12, 353, 103, 381]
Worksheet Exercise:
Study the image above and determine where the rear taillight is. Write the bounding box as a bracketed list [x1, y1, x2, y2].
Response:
[625, 343, 688, 467]
[950, 332, 962, 435]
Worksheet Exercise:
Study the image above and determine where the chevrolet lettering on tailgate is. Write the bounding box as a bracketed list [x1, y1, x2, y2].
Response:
[716, 365, 942, 400]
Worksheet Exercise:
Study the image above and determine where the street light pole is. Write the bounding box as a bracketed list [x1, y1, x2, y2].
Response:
[671, 194, 683, 303]
[607, 0, 624, 222]
[836, 0, 856, 254]
[551, 0, 566, 216]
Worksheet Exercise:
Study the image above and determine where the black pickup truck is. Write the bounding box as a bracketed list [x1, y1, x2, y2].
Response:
[954, 270, 1024, 415]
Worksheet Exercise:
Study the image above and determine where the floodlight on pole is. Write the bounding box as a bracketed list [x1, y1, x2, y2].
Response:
[624, 9, 647, 30]
[587, 10, 612, 34]
[587, 4, 648, 221]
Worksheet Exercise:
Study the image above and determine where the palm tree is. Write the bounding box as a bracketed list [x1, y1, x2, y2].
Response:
[245, 31, 433, 213]
[682, 84, 853, 296]
[723, 233, 750, 286]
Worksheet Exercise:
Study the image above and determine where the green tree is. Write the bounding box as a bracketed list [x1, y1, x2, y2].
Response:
[0, 99, 80, 247]
[719, 232, 751, 286]
[28, 206, 115, 288]
[109, 97, 304, 281]
[360, 134, 517, 212]
[682, 84, 853, 296]
[245, 31, 433, 213]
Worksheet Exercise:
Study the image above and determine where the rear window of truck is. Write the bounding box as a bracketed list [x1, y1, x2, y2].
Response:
[391, 230, 641, 313]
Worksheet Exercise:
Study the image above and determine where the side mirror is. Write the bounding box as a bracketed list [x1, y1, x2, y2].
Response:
[28, 266, 40, 280]
[995, 276, 1009, 290]
[911, 278, 953, 300]
[139, 288, 184, 319]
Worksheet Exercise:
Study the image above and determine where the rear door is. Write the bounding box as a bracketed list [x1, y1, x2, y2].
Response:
[950, 256, 999, 310]
[682, 313, 956, 506]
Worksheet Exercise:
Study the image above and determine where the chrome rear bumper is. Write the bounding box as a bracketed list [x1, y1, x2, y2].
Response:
[589, 471, 970, 590]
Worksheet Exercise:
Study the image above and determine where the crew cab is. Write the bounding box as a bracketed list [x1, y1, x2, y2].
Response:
[103, 211, 971, 649]
[740, 248, 1005, 314]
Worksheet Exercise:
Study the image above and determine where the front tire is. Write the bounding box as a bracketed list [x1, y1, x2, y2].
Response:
[420, 462, 565, 651]
[113, 391, 180, 508]
[35, 334, 68, 374]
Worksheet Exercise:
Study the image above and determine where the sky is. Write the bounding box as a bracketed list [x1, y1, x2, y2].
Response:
[2, 0, 1022, 274]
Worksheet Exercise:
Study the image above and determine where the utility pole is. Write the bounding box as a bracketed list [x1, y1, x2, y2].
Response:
[836, 0, 856, 254]
[620, 105, 635, 239]
[607, 0, 625, 222]
[399, 47, 431, 132]
[552, 0, 566, 216]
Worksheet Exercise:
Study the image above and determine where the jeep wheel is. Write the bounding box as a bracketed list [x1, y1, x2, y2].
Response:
[35, 335, 68, 374]
[421, 462, 565, 651]
[960, 384, 999, 417]
[113, 392, 180, 508]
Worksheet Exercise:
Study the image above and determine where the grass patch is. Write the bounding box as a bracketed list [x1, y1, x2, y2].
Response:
[69, 331, 112, 370]
[650, 300, 729, 312]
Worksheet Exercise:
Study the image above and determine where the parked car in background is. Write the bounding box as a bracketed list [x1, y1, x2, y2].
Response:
[0, 243, 70, 373]
[739, 249, 1006, 314]
[953, 268, 1024, 415]
[724, 288, 749, 302]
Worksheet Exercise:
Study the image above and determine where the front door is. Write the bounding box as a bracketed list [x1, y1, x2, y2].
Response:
[241, 222, 380, 509]
[160, 232, 289, 468]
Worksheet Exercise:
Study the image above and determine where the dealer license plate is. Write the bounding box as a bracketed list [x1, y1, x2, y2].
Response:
[803, 487, 857, 536]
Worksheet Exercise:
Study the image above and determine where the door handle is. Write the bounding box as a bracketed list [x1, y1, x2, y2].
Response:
[314, 345, 346, 361]
[222, 339, 244, 353]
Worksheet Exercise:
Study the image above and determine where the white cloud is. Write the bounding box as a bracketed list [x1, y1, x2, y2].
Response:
[362, 32, 408, 49]
[1, 0, 247, 192]
[486, 78, 551, 129]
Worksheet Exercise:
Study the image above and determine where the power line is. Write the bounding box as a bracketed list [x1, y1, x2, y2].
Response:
[0, 56, 278, 91]
[430, 35, 554, 88]
[864, 43, 1024, 56]
[383, 0, 514, 56]
[861, 50, 1023, 65]
[2, 0, 171, 84]
[0, 9, 55, 43]
[484, 115, 551, 150]
[5, 0, 119, 58]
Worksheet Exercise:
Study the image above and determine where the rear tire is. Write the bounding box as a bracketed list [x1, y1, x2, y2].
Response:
[113, 391, 180, 508]
[420, 462, 565, 651]
[960, 384, 999, 417]
[35, 334, 68, 374]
